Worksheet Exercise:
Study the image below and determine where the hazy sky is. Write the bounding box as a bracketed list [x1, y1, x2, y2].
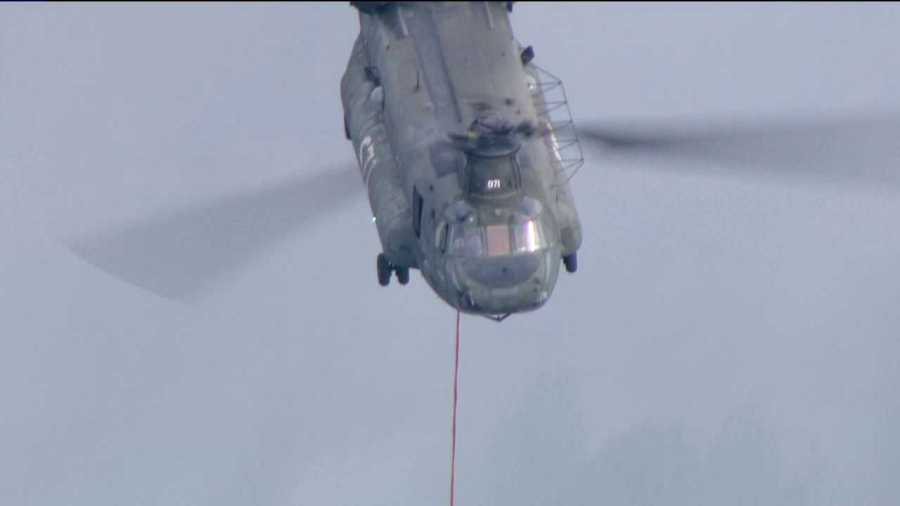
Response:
[2, 3, 900, 505]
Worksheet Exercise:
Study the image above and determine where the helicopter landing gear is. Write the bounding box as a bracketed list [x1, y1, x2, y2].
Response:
[377, 254, 392, 286]
[396, 266, 410, 285]
[563, 252, 577, 273]
[377, 253, 410, 286]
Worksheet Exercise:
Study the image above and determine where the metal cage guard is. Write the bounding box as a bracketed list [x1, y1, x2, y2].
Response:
[527, 64, 585, 185]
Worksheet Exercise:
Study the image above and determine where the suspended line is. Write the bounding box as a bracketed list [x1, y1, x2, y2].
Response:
[449, 310, 461, 506]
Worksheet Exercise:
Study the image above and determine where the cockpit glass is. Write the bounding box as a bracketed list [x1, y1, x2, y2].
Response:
[449, 226, 484, 257]
[485, 224, 511, 256]
[449, 219, 547, 258]
[513, 220, 543, 253]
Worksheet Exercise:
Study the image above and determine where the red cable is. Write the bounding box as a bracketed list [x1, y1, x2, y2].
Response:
[449, 310, 461, 506]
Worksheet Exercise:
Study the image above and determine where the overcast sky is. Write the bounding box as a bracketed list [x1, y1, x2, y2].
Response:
[2, 3, 900, 505]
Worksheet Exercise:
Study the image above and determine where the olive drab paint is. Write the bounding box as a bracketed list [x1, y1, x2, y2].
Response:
[341, 1, 582, 319]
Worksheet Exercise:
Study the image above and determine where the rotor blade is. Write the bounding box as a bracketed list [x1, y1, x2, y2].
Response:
[66, 164, 363, 301]
[579, 112, 900, 185]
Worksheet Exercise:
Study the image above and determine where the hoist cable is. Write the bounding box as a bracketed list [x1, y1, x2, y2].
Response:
[449, 310, 461, 506]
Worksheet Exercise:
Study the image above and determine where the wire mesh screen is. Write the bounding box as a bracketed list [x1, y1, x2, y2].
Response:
[527, 64, 585, 184]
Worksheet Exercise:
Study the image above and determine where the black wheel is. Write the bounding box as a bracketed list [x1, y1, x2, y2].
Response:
[377, 253, 391, 286]
[563, 252, 577, 273]
[396, 266, 410, 285]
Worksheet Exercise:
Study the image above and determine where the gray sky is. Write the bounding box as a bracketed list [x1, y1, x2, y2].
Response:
[2, 3, 900, 505]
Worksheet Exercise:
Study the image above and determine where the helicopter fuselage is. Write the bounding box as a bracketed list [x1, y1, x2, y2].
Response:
[341, 1, 581, 318]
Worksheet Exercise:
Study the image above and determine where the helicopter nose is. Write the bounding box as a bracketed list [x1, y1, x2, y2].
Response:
[452, 249, 560, 315]
[461, 254, 541, 288]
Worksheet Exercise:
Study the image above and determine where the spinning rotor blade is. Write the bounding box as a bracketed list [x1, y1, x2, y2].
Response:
[579, 113, 900, 185]
[67, 165, 362, 301]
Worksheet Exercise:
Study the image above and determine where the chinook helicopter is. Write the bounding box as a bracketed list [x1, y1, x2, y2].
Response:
[66, 2, 900, 319]
[342, 1, 583, 320]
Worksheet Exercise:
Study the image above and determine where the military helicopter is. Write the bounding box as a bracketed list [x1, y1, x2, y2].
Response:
[66, 2, 900, 320]
[342, 1, 583, 320]
[68, 1, 584, 321]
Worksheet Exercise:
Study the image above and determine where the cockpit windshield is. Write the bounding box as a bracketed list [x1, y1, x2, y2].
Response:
[449, 218, 548, 257]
